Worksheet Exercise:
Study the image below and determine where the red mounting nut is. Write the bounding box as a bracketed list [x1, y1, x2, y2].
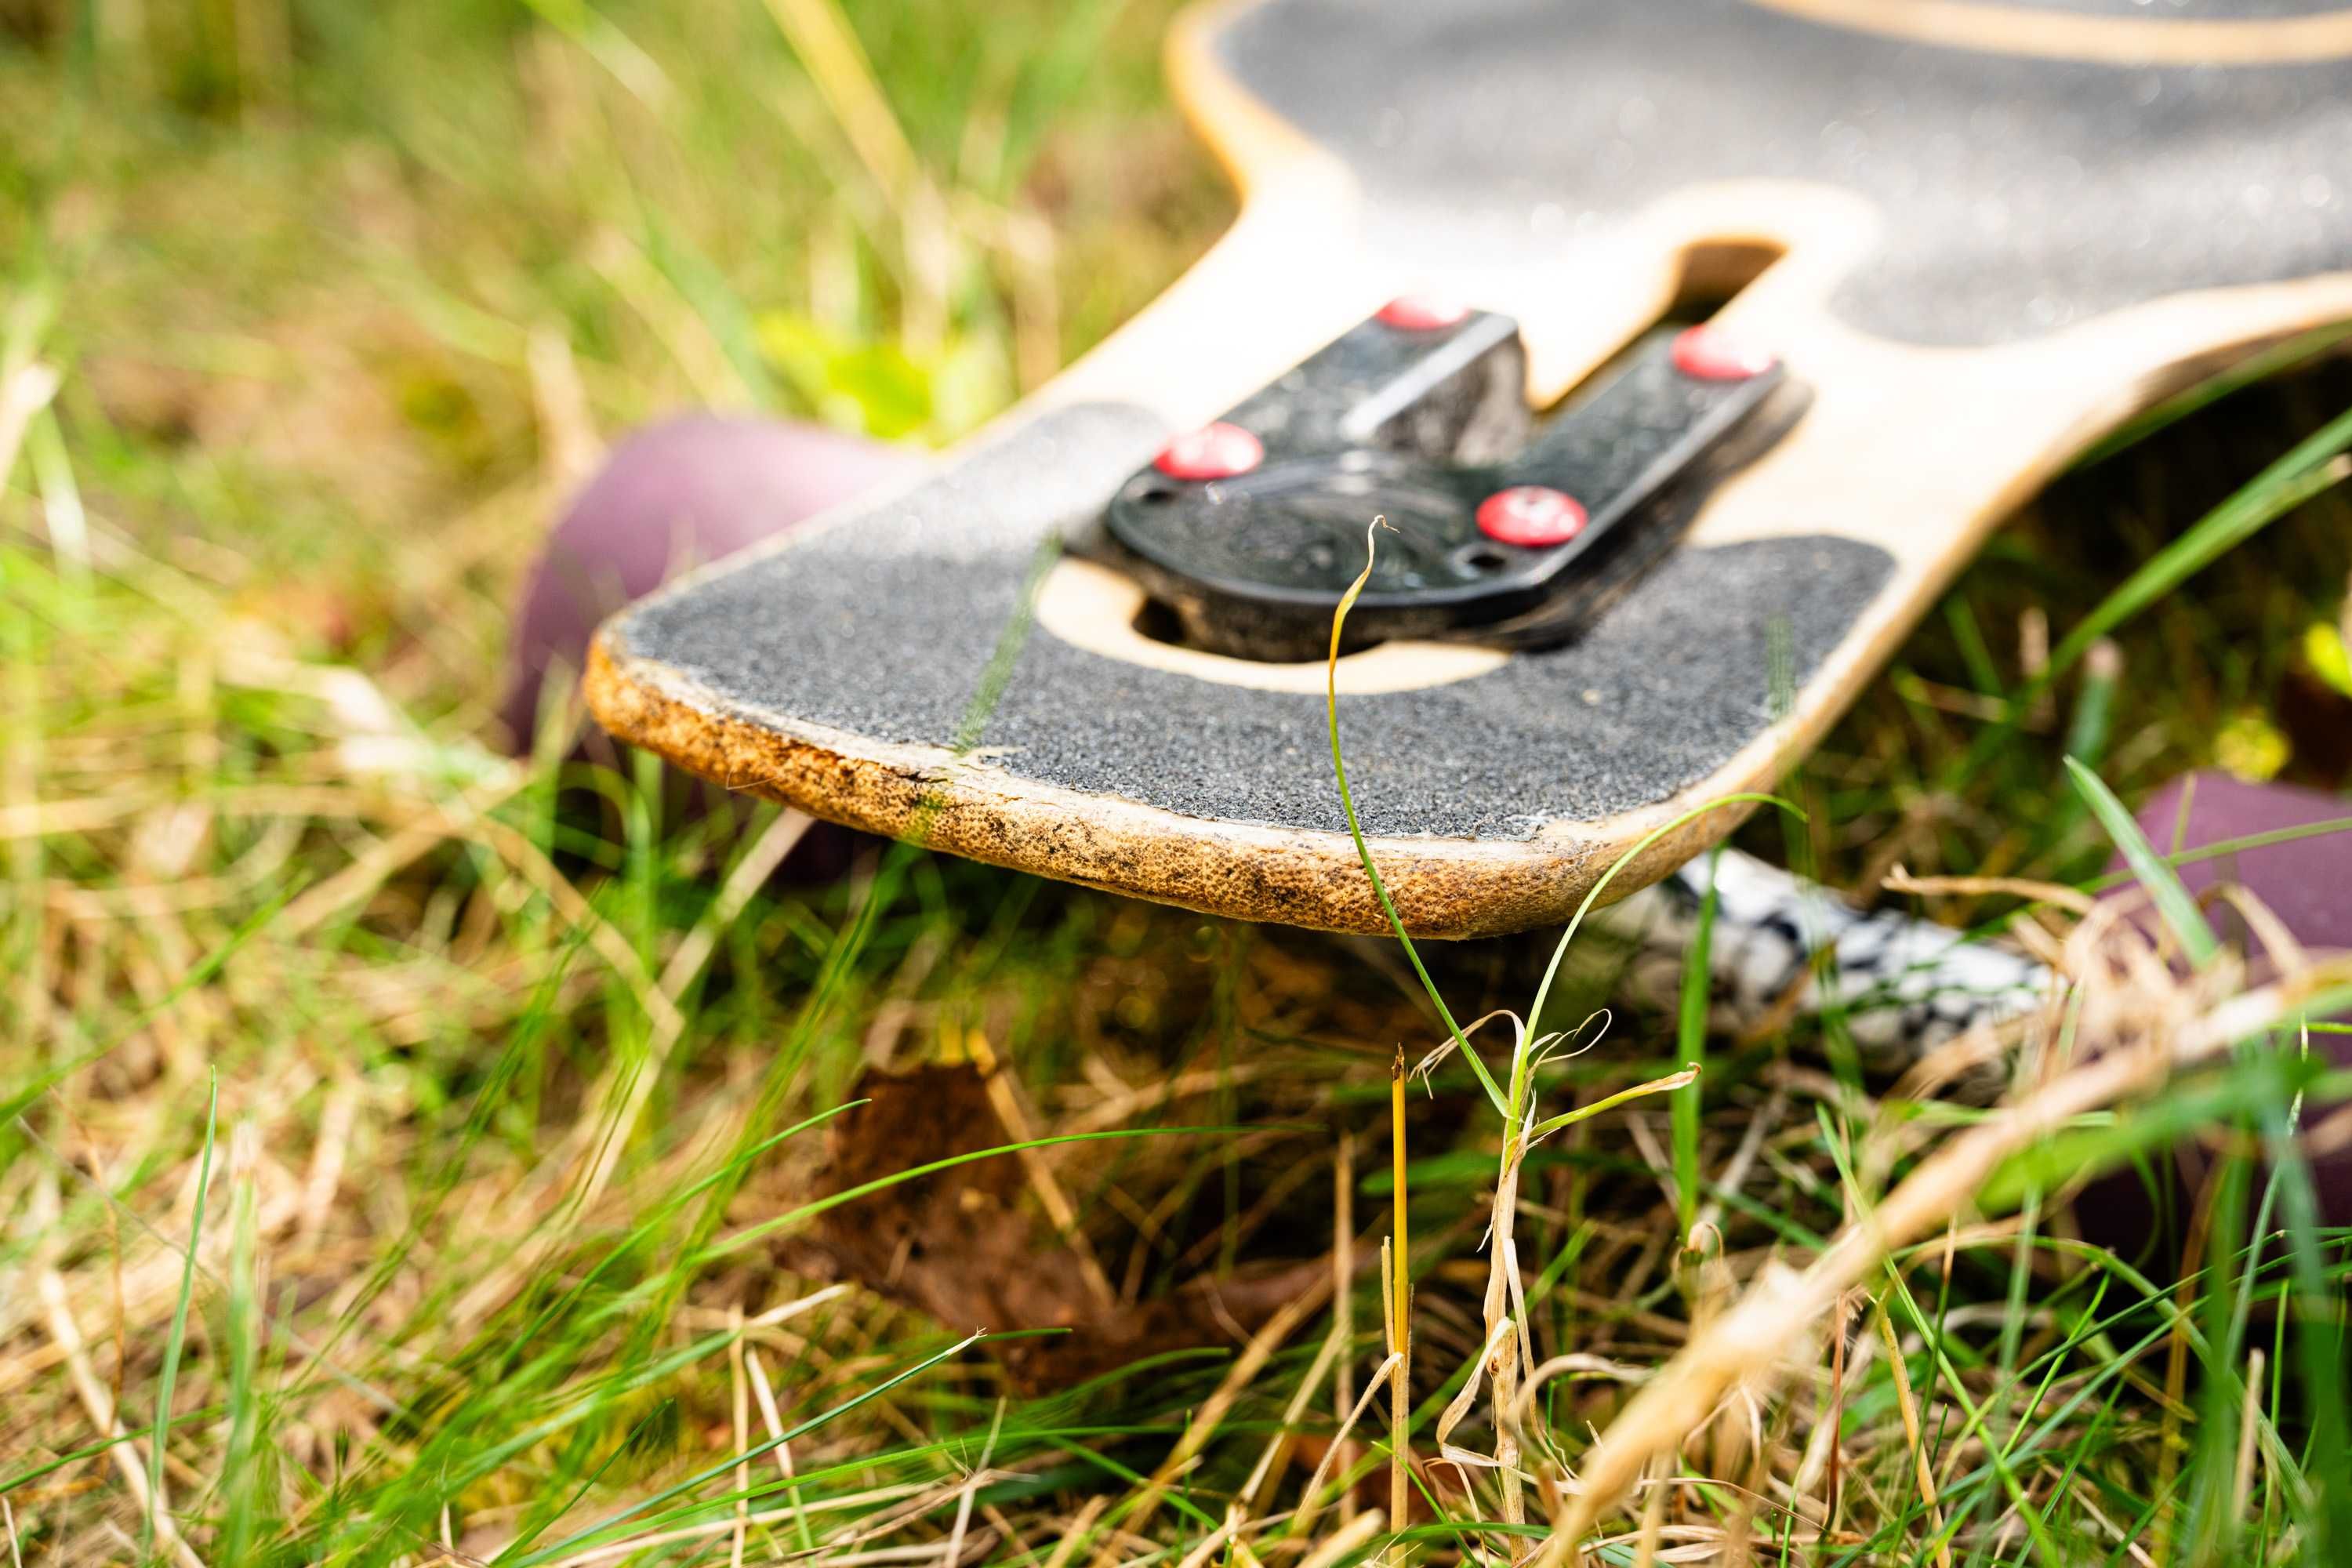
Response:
[1153, 421, 1265, 481]
[1670, 325, 1777, 381]
[1376, 294, 1472, 332]
[1475, 485, 1587, 547]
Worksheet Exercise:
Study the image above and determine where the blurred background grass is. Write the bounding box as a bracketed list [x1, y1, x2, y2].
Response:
[7, 1, 2352, 1563]
[2, 0, 1227, 737]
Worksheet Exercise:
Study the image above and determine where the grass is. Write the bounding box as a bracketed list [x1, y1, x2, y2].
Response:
[6, 2, 2352, 1565]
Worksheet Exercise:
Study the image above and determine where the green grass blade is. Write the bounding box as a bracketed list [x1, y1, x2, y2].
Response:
[1323, 519, 1505, 1117]
[2063, 756, 2219, 968]
[638, 210, 784, 410]
[506, 1331, 985, 1566]
[2053, 409, 2352, 681]
[1959, 404, 2352, 781]
[1526, 1068, 1698, 1143]
[698, 1123, 1263, 1260]
[220, 1129, 267, 1565]
[149, 1070, 218, 1555]
[2262, 1064, 2352, 1559]
[0, 1405, 229, 1495]
[1671, 848, 1721, 1239]
[2075, 320, 2352, 467]
[1520, 792, 1795, 1059]
[517, 0, 670, 107]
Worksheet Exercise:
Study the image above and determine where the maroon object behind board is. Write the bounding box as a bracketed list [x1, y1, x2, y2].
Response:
[500, 416, 920, 751]
[2122, 772, 2352, 955]
[2074, 771, 2352, 1257]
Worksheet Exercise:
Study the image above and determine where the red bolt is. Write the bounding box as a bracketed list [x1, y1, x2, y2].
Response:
[1153, 421, 1264, 481]
[1670, 325, 1777, 381]
[1476, 485, 1587, 547]
[1376, 294, 1472, 332]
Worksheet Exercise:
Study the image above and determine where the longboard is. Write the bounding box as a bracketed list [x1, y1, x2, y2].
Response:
[587, 0, 2352, 938]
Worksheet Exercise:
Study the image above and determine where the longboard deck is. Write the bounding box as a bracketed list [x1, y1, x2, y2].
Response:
[588, 0, 2352, 938]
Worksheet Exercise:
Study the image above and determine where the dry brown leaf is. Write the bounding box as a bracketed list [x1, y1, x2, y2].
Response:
[773, 1063, 1334, 1392]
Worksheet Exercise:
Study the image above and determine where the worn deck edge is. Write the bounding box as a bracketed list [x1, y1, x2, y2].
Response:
[584, 630, 1759, 937]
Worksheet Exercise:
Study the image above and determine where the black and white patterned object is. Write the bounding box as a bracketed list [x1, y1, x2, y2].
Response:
[1596, 849, 2052, 1073]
